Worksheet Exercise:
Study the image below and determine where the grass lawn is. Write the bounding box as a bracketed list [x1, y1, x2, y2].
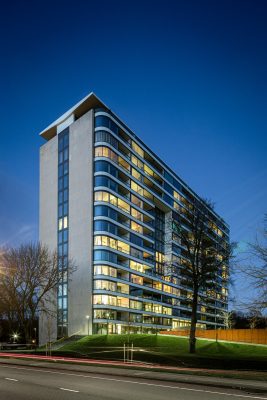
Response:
[53, 334, 267, 369]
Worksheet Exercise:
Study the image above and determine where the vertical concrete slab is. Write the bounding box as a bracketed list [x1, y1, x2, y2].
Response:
[39, 136, 58, 345]
[68, 109, 94, 335]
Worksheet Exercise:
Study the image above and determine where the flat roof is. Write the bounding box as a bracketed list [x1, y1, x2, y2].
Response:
[39, 92, 109, 140]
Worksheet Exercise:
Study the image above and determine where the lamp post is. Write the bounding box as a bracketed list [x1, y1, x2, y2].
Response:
[106, 312, 110, 335]
[86, 315, 90, 336]
[12, 333, 18, 344]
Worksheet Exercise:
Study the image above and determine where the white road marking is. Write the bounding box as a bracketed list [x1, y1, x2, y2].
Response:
[134, 371, 151, 375]
[0, 364, 266, 400]
[5, 377, 18, 381]
[60, 387, 79, 393]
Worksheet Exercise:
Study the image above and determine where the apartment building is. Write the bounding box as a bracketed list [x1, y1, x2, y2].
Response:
[39, 92, 229, 343]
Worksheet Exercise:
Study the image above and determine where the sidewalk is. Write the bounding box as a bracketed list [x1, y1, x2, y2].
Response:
[0, 352, 267, 394]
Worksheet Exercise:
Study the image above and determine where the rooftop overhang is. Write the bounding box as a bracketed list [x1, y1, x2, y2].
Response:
[39, 92, 109, 140]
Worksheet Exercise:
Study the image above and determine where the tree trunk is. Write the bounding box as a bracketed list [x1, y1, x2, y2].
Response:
[189, 287, 198, 353]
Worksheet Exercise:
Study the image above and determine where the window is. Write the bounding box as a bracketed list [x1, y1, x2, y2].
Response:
[131, 208, 143, 221]
[95, 130, 118, 148]
[94, 280, 116, 292]
[132, 141, 144, 157]
[131, 155, 143, 170]
[131, 194, 143, 209]
[95, 146, 118, 162]
[173, 190, 181, 201]
[118, 156, 130, 171]
[94, 265, 117, 277]
[94, 235, 130, 254]
[95, 115, 110, 128]
[130, 300, 142, 310]
[153, 281, 162, 291]
[131, 221, 143, 234]
[153, 304, 162, 314]
[163, 285, 172, 294]
[132, 168, 142, 181]
[131, 274, 143, 285]
[131, 181, 143, 196]
[94, 250, 117, 263]
[93, 294, 117, 306]
[130, 260, 145, 273]
[118, 198, 130, 213]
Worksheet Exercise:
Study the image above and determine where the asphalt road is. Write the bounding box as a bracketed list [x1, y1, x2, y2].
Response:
[0, 362, 267, 400]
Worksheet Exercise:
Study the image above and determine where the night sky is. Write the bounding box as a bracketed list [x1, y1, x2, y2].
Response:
[0, 0, 266, 304]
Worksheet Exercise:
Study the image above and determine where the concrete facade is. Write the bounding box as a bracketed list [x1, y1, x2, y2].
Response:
[68, 110, 94, 336]
[39, 136, 58, 345]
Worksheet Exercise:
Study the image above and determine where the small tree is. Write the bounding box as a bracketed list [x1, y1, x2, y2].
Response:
[218, 310, 234, 329]
[169, 199, 234, 353]
[0, 242, 75, 342]
[245, 215, 267, 310]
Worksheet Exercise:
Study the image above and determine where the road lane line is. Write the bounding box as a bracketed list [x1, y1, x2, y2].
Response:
[5, 378, 18, 381]
[0, 364, 266, 400]
[134, 371, 151, 375]
[60, 387, 79, 393]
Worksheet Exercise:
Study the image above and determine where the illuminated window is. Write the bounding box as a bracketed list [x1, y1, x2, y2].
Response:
[95, 146, 118, 162]
[155, 252, 164, 263]
[58, 218, 63, 231]
[131, 181, 144, 196]
[117, 297, 129, 308]
[94, 265, 117, 277]
[144, 164, 153, 178]
[130, 300, 142, 310]
[153, 304, 162, 314]
[173, 191, 181, 201]
[117, 240, 130, 254]
[163, 285, 172, 293]
[132, 168, 141, 181]
[93, 295, 116, 306]
[162, 307, 172, 315]
[131, 221, 143, 234]
[132, 141, 144, 157]
[131, 194, 143, 208]
[131, 274, 143, 285]
[130, 260, 145, 273]
[118, 156, 130, 171]
[118, 198, 130, 213]
[144, 303, 153, 312]
[109, 194, 117, 206]
[153, 281, 162, 290]
[94, 280, 116, 292]
[94, 235, 129, 254]
[131, 155, 143, 170]
[143, 189, 153, 201]
[131, 207, 143, 221]
[173, 201, 180, 211]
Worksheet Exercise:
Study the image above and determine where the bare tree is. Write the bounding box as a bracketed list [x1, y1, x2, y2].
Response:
[167, 199, 234, 353]
[245, 215, 267, 310]
[218, 309, 234, 329]
[0, 243, 75, 342]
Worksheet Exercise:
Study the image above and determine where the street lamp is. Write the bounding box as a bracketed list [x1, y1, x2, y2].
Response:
[12, 333, 18, 344]
[86, 315, 90, 336]
[106, 312, 110, 335]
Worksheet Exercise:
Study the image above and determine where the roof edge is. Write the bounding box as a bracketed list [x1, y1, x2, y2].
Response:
[39, 92, 108, 140]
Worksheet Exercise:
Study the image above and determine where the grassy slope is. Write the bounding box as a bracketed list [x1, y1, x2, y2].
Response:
[57, 334, 267, 367]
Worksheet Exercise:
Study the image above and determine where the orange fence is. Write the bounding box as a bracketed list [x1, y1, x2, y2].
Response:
[160, 329, 267, 345]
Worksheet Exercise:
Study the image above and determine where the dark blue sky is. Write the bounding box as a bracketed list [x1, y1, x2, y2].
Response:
[0, 0, 266, 303]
